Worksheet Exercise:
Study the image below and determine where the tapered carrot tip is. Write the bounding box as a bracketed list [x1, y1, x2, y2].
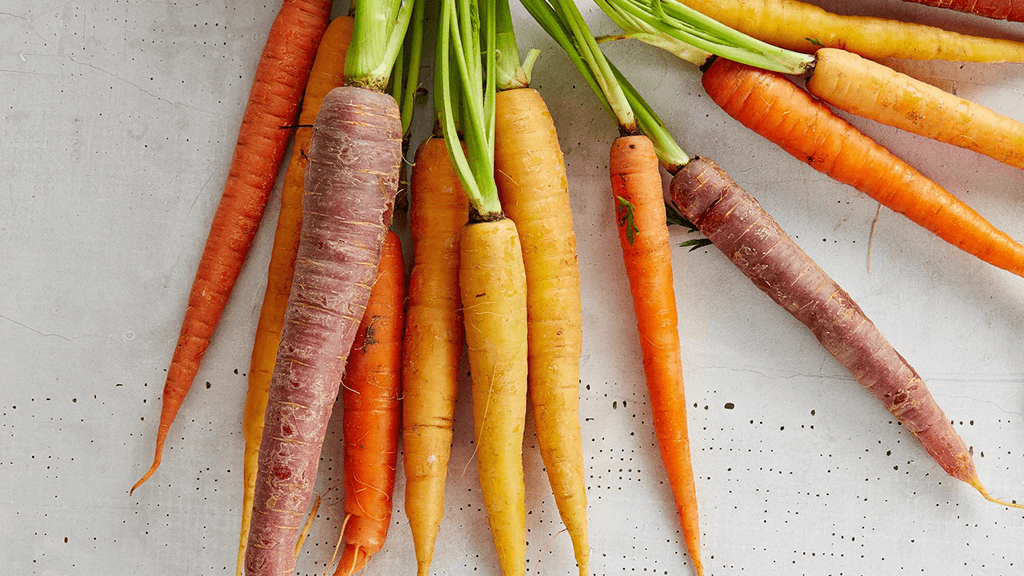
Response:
[968, 476, 1024, 509]
[334, 544, 367, 576]
[129, 451, 162, 495]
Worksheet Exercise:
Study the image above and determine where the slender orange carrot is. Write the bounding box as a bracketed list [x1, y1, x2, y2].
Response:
[610, 134, 703, 576]
[674, 0, 1024, 61]
[324, 230, 406, 576]
[701, 57, 1024, 277]
[131, 0, 332, 495]
[235, 15, 353, 575]
[402, 136, 469, 576]
[805, 47, 1024, 171]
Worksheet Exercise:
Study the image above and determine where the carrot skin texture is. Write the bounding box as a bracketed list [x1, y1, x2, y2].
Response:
[493, 87, 589, 576]
[237, 15, 353, 574]
[132, 0, 333, 494]
[244, 85, 402, 576]
[611, 136, 703, 576]
[461, 218, 529, 576]
[402, 137, 469, 576]
[807, 48, 1024, 171]
[702, 57, 1024, 277]
[902, 0, 1024, 21]
[335, 230, 406, 575]
[675, 0, 1024, 61]
[669, 156, 979, 486]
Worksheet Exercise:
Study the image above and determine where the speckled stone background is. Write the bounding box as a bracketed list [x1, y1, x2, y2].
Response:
[4, 1, 1024, 574]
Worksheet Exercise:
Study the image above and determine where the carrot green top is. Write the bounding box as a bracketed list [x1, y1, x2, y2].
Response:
[494, 0, 541, 91]
[595, 0, 815, 76]
[390, 0, 426, 136]
[347, 0, 418, 91]
[436, 0, 502, 218]
[521, 0, 689, 171]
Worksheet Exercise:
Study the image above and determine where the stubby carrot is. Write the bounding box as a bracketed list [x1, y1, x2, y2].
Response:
[674, 0, 1024, 61]
[235, 15, 353, 575]
[401, 136, 469, 576]
[244, 0, 415, 570]
[491, 3, 589, 573]
[131, 0, 332, 495]
[701, 57, 1024, 277]
[670, 156, 1023, 509]
[327, 230, 406, 576]
[903, 0, 1024, 20]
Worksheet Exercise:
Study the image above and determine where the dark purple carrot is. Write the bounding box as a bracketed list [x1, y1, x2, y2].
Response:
[670, 156, 1022, 509]
[243, 85, 402, 576]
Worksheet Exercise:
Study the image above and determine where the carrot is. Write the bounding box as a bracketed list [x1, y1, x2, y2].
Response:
[669, 156, 1023, 509]
[235, 15, 353, 575]
[522, 1, 703, 574]
[902, 0, 1024, 21]
[805, 47, 1024, 171]
[672, 0, 1024, 61]
[610, 136, 705, 575]
[244, 0, 415, 571]
[401, 136, 469, 576]
[491, 4, 589, 574]
[701, 57, 1024, 277]
[131, 0, 332, 495]
[325, 230, 406, 576]
[436, 0, 530, 573]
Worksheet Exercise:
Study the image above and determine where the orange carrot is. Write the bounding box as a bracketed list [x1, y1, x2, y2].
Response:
[610, 135, 703, 576]
[235, 15, 352, 575]
[401, 136, 469, 576]
[674, 0, 1024, 61]
[701, 57, 1024, 277]
[326, 230, 406, 576]
[131, 0, 332, 495]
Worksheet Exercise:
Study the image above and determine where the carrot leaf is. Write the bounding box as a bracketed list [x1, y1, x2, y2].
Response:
[615, 195, 639, 245]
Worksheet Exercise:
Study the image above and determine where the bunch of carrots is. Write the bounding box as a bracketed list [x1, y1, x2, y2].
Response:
[129, 0, 1024, 574]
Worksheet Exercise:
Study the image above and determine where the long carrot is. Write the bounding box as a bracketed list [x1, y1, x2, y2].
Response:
[673, 0, 1024, 61]
[600, 0, 1024, 172]
[701, 57, 1024, 277]
[491, 3, 589, 574]
[235, 15, 353, 575]
[401, 136, 469, 576]
[903, 0, 1024, 21]
[244, 0, 414, 572]
[131, 0, 332, 495]
[327, 230, 406, 576]
[669, 156, 1023, 509]
[522, 1, 702, 574]
[436, 0, 529, 573]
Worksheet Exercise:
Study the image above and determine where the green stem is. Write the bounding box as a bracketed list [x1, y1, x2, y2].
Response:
[438, 0, 502, 217]
[596, 0, 814, 75]
[347, 0, 418, 90]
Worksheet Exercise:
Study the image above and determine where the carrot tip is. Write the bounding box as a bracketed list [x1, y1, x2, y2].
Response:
[129, 458, 161, 495]
[969, 477, 1024, 509]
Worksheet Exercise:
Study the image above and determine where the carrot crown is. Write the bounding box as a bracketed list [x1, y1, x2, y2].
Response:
[494, 0, 540, 91]
[595, 0, 814, 75]
[347, 0, 418, 91]
[521, 0, 689, 171]
[437, 0, 503, 218]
